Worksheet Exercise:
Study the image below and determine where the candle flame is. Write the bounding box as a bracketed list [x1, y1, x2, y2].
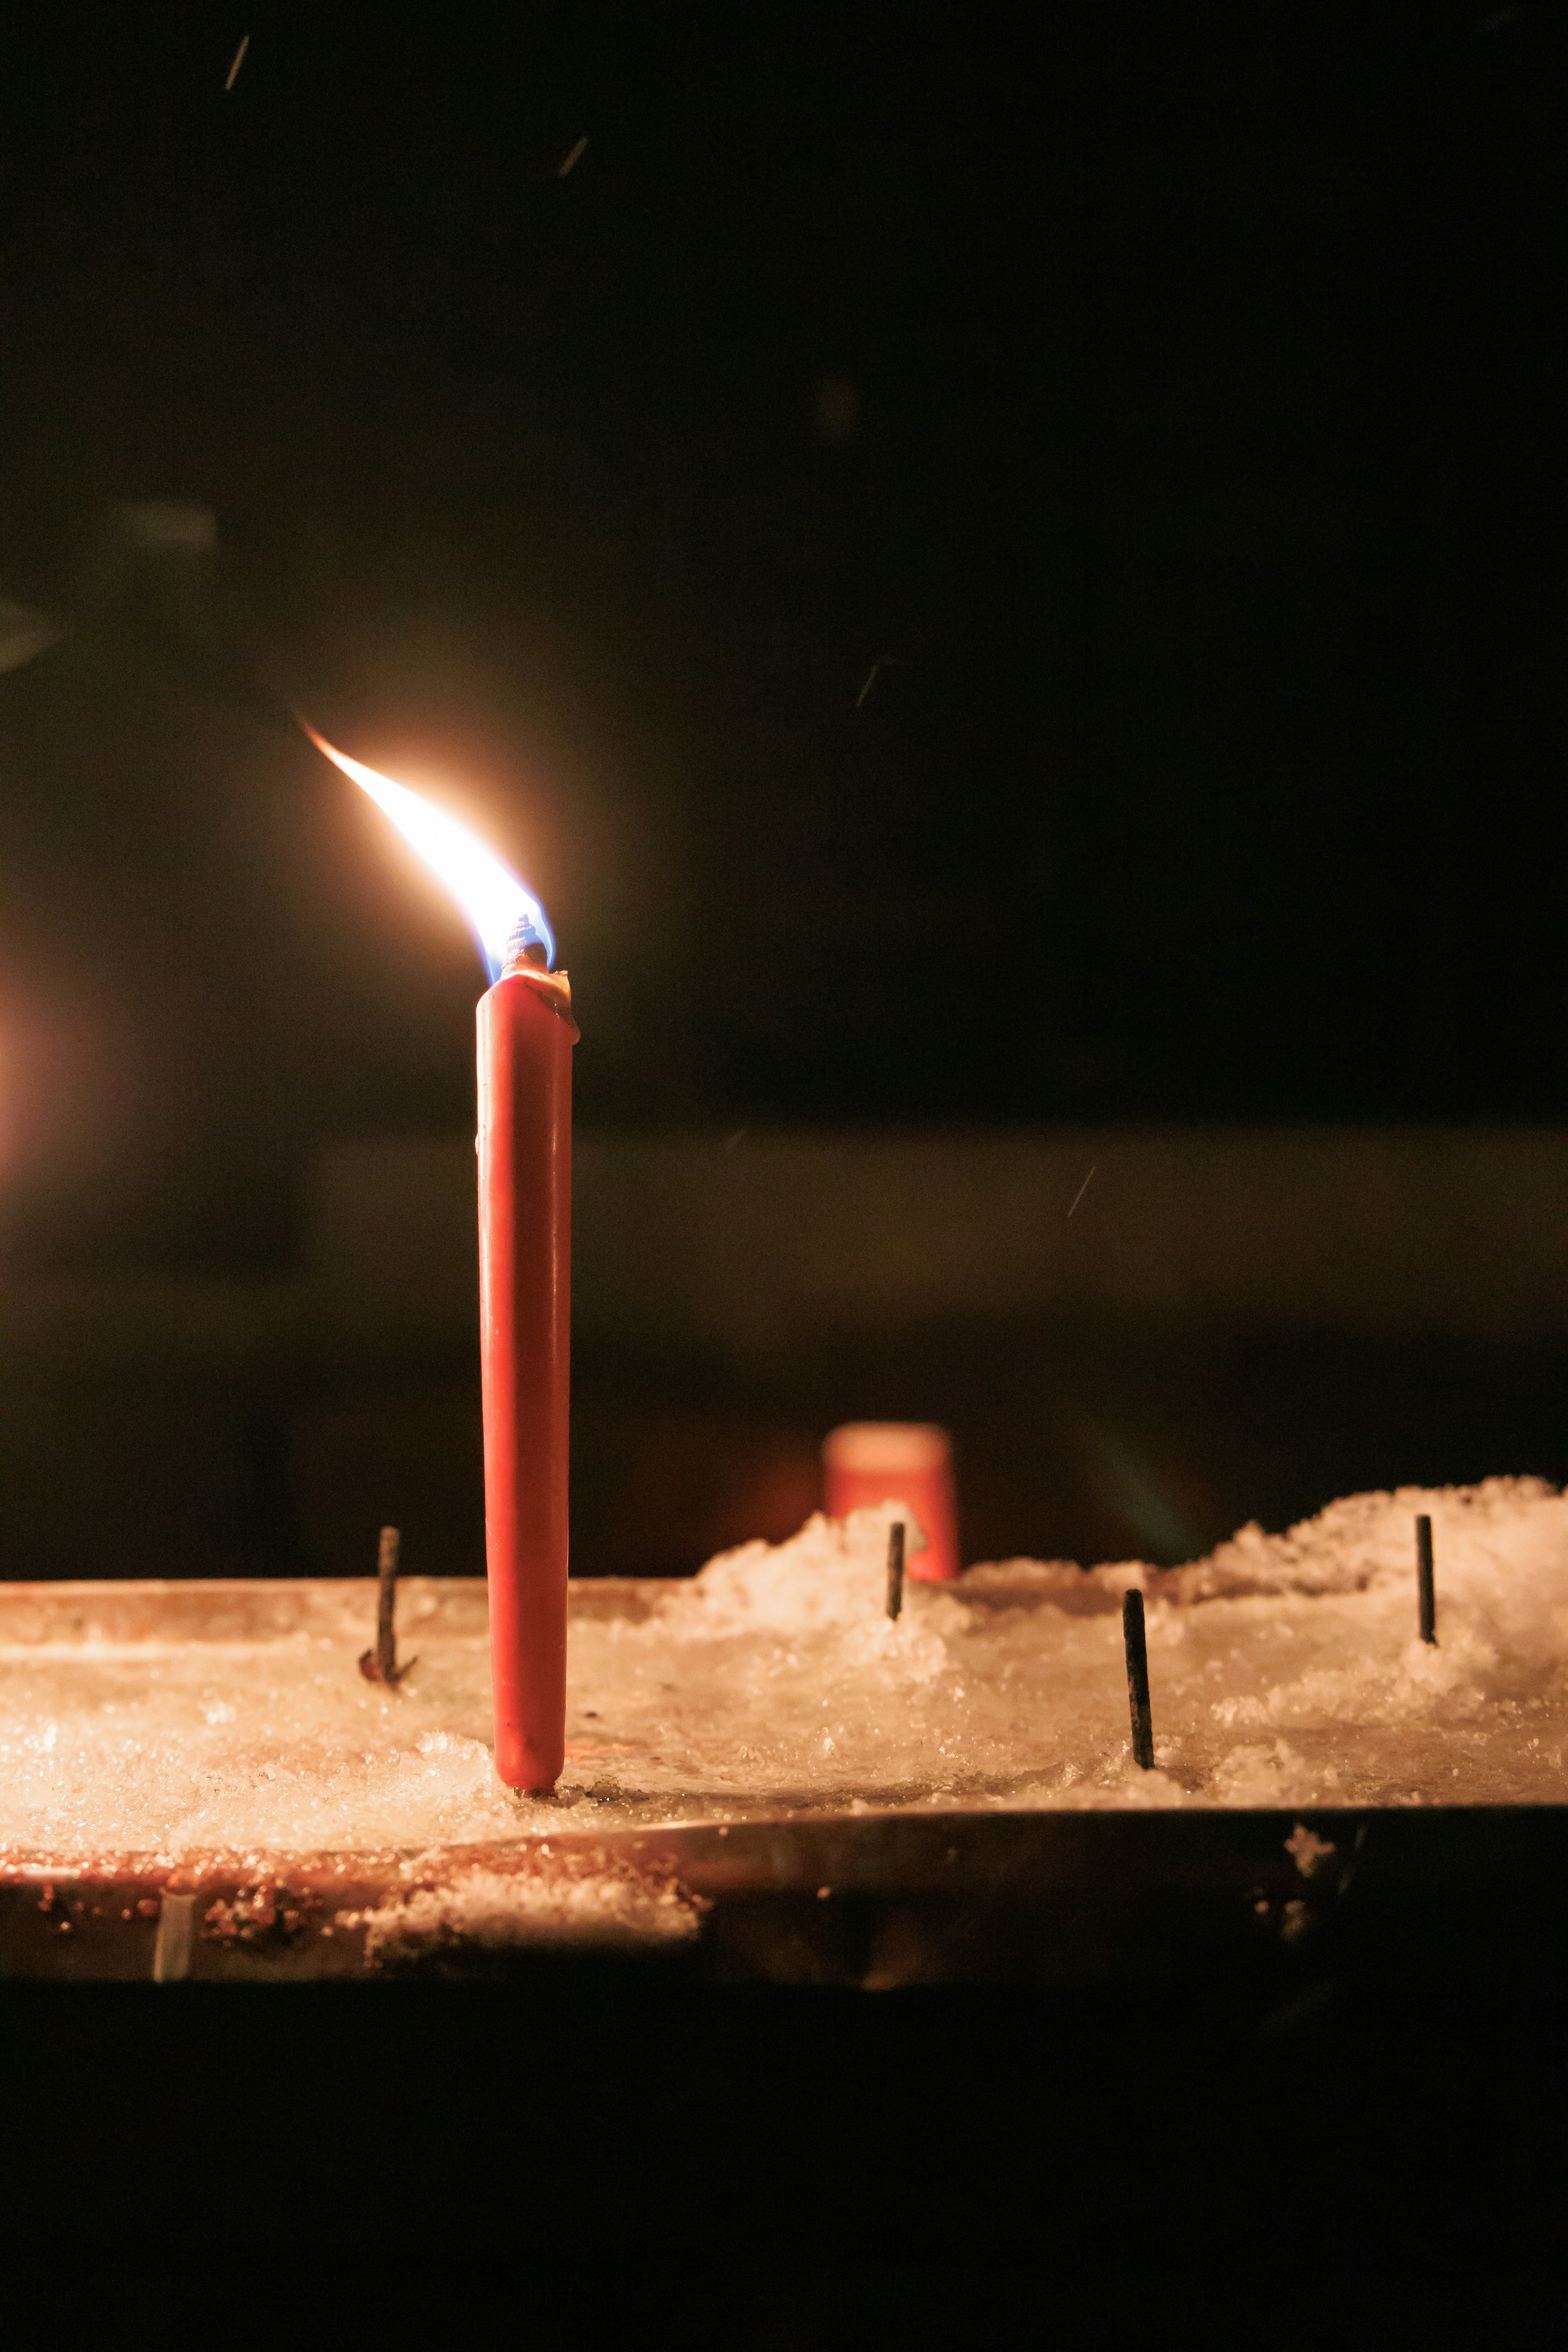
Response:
[304, 724, 554, 979]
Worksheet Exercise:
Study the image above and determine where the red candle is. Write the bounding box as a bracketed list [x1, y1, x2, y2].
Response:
[822, 1423, 960, 1582]
[477, 948, 577, 1791]
[306, 725, 575, 1791]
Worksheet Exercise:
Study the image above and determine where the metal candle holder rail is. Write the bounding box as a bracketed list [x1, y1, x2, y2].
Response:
[0, 1573, 1554, 1999]
[6, 1802, 1568, 2000]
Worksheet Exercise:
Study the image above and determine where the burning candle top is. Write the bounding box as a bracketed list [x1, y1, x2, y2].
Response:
[304, 724, 556, 980]
[307, 724, 575, 1798]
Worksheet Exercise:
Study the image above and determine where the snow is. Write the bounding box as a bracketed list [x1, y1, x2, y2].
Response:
[336, 1855, 703, 1960]
[1, 1477, 1566, 1878]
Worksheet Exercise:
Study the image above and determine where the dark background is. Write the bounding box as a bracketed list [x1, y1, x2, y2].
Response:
[0, 3, 1565, 1578]
[1, 2, 1564, 1263]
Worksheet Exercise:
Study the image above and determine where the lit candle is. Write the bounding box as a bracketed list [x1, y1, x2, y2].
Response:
[306, 727, 577, 1792]
[476, 927, 576, 1791]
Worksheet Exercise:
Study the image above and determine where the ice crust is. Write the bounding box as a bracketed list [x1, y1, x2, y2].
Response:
[336, 1857, 703, 1960]
[2, 1478, 1567, 1870]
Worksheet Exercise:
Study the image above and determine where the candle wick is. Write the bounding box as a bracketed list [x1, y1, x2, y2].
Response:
[886, 1521, 905, 1621]
[500, 915, 552, 974]
[360, 1526, 416, 1686]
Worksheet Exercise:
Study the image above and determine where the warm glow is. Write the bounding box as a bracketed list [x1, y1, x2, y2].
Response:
[304, 723, 554, 978]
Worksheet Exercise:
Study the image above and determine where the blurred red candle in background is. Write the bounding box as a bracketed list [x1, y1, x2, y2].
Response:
[823, 1422, 959, 1581]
